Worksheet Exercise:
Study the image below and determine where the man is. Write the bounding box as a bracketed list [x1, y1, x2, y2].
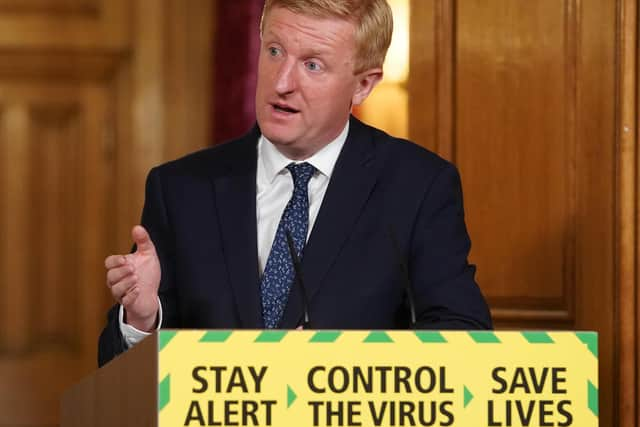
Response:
[99, 0, 492, 367]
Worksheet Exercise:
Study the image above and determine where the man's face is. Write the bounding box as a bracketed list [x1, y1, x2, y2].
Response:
[255, 7, 381, 159]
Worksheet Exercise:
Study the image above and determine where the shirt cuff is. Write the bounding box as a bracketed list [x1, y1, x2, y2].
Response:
[118, 297, 163, 348]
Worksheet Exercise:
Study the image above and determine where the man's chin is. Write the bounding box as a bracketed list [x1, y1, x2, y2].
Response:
[265, 137, 300, 154]
[263, 134, 313, 159]
[260, 126, 298, 147]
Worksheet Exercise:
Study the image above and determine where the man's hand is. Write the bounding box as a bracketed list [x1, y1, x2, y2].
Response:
[105, 225, 161, 332]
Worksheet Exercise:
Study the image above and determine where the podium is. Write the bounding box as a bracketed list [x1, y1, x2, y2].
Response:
[61, 331, 158, 427]
[61, 330, 599, 427]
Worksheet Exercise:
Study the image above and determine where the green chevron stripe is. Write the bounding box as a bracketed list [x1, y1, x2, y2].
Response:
[255, 330, 287, 343]
[521, 331, 554, 343]
[468, 331, 501, 343]
[287, 385, 297, 408]
[363, 331, 394, 343]
[158, 374, 170, 412]
[415, 331, 447, 343]
[576, 332, 598, 358]
[199, 330, 233, 343]
[588, 381, 598, 416]
[309, 331, 342, 343]
[464, 386, 474, 408]
[158, 331, 177, 352]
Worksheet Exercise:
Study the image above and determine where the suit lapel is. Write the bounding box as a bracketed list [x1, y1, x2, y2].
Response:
[212, 127, 263, 328]
[280, 117, 381, 328]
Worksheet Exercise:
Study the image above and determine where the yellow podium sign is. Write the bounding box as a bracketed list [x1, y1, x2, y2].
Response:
[157, 330, 597, 427]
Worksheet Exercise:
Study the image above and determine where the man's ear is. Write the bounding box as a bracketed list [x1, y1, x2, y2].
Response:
[352, 68, 384, 106]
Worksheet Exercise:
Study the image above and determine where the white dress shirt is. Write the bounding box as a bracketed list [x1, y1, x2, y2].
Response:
[119, 121, 349, 347]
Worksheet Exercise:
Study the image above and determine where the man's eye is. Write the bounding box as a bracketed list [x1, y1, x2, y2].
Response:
[268, 47, 280, 56]
[305, 61, 320, 71]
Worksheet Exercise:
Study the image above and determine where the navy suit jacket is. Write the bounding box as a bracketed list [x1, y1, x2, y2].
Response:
[98, 116, 492, 366]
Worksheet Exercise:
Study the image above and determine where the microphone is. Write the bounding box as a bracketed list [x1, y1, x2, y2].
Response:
[387, 225, 417, 329]
[285, 230, 312, 329]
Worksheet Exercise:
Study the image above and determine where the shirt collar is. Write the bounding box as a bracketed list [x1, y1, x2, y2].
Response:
[259, 121, 349, 184]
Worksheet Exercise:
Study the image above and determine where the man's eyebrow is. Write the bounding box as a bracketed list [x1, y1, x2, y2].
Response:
[261, 29, 281, 41]
[304, 45, 341, 60]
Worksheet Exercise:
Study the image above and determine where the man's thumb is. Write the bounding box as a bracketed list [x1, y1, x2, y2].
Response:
[132, 225, 154, 253]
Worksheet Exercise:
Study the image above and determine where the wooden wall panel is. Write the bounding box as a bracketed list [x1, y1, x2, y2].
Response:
[0, 1, 214, 425]
[0, 0, 129, 49]
[456, 0, 574, 321]
[0, 105, 31, 353]
[574, 2, 617, 426]
[115, 0, 214, 253]
[408, 0, 450, 156]
[0, 83, 113, 426]
[410, 0, 621, 425]
[411, 0, 587, 324]
[0, 0, 98, 13]
[31, 104, 82, 349]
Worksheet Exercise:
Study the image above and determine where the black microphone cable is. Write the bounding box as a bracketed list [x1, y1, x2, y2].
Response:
[285, 230, 312, 329]
[388, 225, 417, 329]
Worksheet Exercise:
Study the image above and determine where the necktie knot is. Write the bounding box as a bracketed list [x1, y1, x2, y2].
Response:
[286, 162, 315, 189]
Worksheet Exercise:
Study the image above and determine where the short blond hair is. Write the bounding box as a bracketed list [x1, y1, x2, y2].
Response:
[260, 0, 393, 74]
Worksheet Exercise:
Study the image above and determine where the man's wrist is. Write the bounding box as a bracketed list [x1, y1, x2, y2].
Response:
[119, 299, 163, 349]
[124, 308, 159, 332]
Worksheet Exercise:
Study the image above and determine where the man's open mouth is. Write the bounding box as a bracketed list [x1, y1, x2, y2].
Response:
[272, 103, 299, 114]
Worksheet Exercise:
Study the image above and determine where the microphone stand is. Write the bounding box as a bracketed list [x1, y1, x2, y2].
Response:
[285, 230, 312, 329]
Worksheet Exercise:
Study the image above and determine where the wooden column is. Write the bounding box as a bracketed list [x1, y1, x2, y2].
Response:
[617, 0, 639, 424]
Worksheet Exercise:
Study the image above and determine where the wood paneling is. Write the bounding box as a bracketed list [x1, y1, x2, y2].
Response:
[163, 0, 215, 162]
[0, 82, 113, 426]
[0, 0, 128, 50]
[31, 104, 82, 350]
[115, 0, 214, 253]
[618, 0, 639, 425]
[411, 1, 588, 324]
[456, 0, 575, 320]
[0, 0, 98, 14]
[574, 2, 617, 426]
[410, 0, 625, 425]
[1, 105, 31, 353]
[409, 0, 452, 156]
[0, 1, 213, 425]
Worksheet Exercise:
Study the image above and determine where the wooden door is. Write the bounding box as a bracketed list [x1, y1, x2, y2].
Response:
[409, 1, 636, 426]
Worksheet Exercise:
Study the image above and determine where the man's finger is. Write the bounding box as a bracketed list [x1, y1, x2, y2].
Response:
[106, 264, 135, 288]
[110, 275, 138, 302]
[121, 287, 139, 307]
[105, 255, 127, 269]
[131, 225, 155, 253]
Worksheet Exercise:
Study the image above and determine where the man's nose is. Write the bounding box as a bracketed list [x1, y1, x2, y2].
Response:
[274, 60, 297, 95]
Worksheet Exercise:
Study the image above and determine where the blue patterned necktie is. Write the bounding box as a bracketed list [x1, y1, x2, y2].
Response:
[260, 162, 316, 328]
